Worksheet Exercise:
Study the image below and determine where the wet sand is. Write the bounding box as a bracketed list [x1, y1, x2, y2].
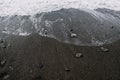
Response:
[0, 34, 120, 80]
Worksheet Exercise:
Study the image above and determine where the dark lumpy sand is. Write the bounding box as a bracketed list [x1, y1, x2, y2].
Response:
[0, 34, 120, 80]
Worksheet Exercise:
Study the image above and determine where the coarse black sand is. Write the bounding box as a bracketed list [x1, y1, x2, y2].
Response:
[0, 33, 120, 80]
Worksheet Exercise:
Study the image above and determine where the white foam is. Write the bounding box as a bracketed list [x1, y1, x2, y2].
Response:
[0, 0, 120, 16]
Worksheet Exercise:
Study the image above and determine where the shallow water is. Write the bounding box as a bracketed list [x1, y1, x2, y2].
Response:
[0, 8, 120, 46]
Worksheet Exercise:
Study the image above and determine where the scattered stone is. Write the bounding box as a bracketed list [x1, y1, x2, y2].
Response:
[65, 67, 71, 72]
[8, 66, 14, 71]
[70, 29, 73, 32]
[38, 63, 43, 69]
[44, 29, 47, 32]
[0, 72, 8, 79]
[0, 57, 7, 67]
[100, 47, 109, 52]
[70, 33, 77, 38]
[111, 26, 114, 29]
[75, 53, 83, 58]
[37, 30, 40, 33]
[30, 70, 33, 73]
[1, 44, 7, 48]
[7, 44, 11, 47]
[45, 32, 48, 35]
[3, 75, 9, 80]
[44, 29, 48, 36]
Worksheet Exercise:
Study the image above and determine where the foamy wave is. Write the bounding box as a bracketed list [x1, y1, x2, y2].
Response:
[0, 0, 120, 16]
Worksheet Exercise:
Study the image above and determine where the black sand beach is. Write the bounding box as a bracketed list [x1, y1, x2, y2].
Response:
[0, 34, 119, 80]
[0, 8, 120, 80]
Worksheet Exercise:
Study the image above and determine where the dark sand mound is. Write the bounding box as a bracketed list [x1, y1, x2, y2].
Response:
[0, 34, 120, 80]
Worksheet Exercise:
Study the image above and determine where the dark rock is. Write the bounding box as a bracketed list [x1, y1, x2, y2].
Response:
[38, 63, 43, 69]
[111, 26, 114, 29]
[70, 29, 73, 32]
[65, 67, 71, 72]
[45, 32, 48, 35]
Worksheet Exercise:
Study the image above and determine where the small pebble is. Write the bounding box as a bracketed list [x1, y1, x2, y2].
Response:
[100, 47, 109, 52]
[75, 53, 83, 58]
[29, 70, 33, 73]
[38, 63, 43, 69]
[44, 29, 48, 36]
[0, 39, 4, 43]
[111, 26, 114, 29]
[3, 75, 9, 80]
[65, 67, 70, 72]
[9, 66, 14, 71]
[7, 44, 11, 47]
[70, 33, 77, 38]
[0, 57, 7, 67]
[45, 32, 48, 35]
[70, 29, 73, 32]
[0, 72, 8, 79]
